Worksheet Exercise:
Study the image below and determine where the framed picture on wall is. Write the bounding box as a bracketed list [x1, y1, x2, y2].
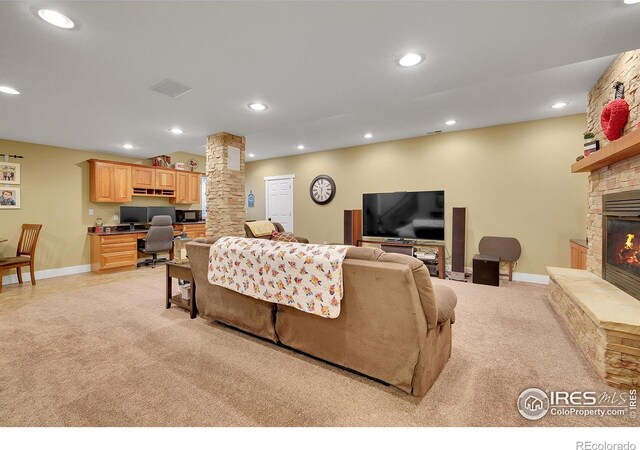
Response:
[0, 187, 20, 209]
[0, 162, 20, 184]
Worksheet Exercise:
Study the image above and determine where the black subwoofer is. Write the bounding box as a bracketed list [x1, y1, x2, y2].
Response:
[472, 254, 500, 287]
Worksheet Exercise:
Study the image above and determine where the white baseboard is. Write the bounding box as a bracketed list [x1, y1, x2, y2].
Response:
[2, 264, 92, 286]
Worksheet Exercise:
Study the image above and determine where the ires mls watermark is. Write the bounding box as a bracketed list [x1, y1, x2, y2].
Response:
[517, 388, 637, 421]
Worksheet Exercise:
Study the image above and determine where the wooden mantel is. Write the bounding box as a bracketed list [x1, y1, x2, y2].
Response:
[572, 126, 640, 173]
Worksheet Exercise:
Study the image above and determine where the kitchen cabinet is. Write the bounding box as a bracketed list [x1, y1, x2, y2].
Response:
[89, 160, 132, 203]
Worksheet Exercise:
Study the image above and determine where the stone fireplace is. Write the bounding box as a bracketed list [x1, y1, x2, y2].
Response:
[602, 190, 640, 300]
[546, 49, 640, 389]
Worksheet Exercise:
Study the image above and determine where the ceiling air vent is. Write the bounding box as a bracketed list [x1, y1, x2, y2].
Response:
[150, 79, 192, 98]
[425, 130, 442, 135]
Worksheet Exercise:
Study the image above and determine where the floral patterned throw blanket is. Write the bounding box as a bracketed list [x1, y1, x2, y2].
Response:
[208, 237, 349, 318]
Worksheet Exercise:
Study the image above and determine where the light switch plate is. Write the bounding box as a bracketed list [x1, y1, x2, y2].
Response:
[113, 215, 119, 222]
[89, 209, 94, 216]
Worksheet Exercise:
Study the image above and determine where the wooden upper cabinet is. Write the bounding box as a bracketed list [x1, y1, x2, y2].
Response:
[132, 166, 156, 189]
[156, 169, 176, 190]
[171, 171, 189, 204]
[113, 165, 132, 202]
[90, 161, 115, 202]
[89, 159, 201, 203]
[171, 172, 201, 204]
[188, 173, 201, 204]
[89, 160, 131, 203]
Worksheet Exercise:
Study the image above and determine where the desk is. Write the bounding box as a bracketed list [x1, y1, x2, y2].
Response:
[357, 239, 445, 279]
[89, 230, 180, 273]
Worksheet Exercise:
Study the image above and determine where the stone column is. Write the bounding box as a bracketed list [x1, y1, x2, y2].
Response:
[205, 132, 246, 237]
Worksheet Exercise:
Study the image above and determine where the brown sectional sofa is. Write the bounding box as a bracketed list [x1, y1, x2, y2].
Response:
[186, 239, 457, 396]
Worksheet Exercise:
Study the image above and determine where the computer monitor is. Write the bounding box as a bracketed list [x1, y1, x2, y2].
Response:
[119, 206, 148, 225]
[147, 206, 176, 224]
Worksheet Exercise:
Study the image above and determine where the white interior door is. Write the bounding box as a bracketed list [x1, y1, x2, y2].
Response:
[265, 175, 294, 232]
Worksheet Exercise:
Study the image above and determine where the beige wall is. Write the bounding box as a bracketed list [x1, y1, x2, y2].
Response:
[246, 114, 588, 276]
[0, 138, 205, 273]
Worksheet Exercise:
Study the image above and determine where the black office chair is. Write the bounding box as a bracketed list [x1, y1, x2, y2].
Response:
[137, 215, 174, 268]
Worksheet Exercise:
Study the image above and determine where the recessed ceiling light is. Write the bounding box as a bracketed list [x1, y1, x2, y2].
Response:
[624, 0, 640, 4]
[551, 102, 569, 109]
[248, 102, 268, 111]
[0, 86, 20, 95]
[248, 153, 255, 158]
[122, 143, 134, 150]
[297, 145, 305, 150]
[444, 120, 457, 126]
[169, 128, 183, 135]
[397, 52, 424, 67]
[364, 133, 373, 139]
[38, 9, 75, 29]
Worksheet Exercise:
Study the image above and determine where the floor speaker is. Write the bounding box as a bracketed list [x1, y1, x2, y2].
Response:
[344, 209, 362, 245]
[450, 207, 466, 281]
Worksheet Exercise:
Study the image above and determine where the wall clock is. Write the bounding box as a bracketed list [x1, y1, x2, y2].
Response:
[310, 175, 336, 205]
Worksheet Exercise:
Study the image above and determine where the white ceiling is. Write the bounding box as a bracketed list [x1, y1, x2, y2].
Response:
[0, 1, 639, 161]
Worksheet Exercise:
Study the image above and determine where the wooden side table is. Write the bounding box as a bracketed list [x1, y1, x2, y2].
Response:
[166, 261, 197, 319]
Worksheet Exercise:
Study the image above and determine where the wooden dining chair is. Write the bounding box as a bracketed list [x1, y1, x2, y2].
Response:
[0, 224, 43, 293]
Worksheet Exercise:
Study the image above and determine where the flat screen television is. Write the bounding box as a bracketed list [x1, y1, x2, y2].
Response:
[147, 206, 176, 224]
[363, 191, 444, 241]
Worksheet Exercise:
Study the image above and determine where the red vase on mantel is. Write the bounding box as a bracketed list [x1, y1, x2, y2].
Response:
[600, 99, 630, 141]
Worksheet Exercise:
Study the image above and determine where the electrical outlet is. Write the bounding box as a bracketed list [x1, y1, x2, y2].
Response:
[113, 215, 119, 222]
[89, 209, 94, 216]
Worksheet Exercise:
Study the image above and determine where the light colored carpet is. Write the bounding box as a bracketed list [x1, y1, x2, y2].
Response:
[0, 270, 635, 426]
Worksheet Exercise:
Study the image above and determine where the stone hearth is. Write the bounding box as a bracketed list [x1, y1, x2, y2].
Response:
[547, 267, 640, 389]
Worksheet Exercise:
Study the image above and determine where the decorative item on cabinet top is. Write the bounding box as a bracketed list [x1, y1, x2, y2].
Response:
[88, 159, 203, 204]
[188, 158, 199, 172]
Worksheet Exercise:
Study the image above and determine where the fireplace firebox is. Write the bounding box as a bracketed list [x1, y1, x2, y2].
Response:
[603, 190, 640, 300]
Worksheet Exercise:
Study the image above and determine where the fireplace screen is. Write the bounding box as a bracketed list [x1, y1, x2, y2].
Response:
[606, 218, 640, 279]
[603, 190, 640, 300]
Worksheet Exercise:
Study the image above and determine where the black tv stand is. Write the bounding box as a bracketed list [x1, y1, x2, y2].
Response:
[357, 239, 445, 279]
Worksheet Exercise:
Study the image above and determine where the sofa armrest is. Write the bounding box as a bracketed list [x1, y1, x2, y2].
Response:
[434, 284, 457, 324]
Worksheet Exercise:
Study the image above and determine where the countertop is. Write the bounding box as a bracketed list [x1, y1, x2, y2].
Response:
[87, 221, 206, 235]
[88, 230, 150, 236]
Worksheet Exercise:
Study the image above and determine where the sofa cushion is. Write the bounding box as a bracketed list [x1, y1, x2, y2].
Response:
[271, 231, 298, 243]
[246, 220, 276, 237]
[377, 252, 438, 330]
[345, 246, 383, 261]
[433, 284, 457, 324]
